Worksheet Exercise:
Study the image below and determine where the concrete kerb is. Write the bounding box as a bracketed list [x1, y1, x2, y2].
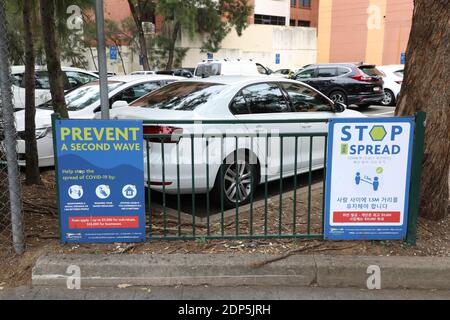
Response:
[32, 253, 450, 290]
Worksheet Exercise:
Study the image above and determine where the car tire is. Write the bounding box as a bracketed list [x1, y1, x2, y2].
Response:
[212, 151, 258, 210]
[329, 90, 348, 106]
[381, 89, 396, 106]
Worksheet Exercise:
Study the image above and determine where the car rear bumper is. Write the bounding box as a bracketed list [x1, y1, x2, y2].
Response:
[348, 93, 385, 106]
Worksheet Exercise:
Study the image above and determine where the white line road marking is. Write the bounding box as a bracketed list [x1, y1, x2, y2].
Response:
[372, 111, 395, 116]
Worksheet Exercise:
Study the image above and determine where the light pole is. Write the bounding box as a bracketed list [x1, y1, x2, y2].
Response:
[95, 0, 109, 119]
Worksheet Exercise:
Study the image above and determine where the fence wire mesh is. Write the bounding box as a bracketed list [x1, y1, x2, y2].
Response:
[0, 0, 24, 255]
[0, 120, 13, 254]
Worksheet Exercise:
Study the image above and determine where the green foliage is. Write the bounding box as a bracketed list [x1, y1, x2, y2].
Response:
[155, 0, 252, 69]
[157, 0, 252, 52]
[5, 0, 94, 66]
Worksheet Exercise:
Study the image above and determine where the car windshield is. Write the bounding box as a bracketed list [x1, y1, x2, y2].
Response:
[195, 63, 221, 77]
[131, 82, 225, 111]
[38, 81, 124, 111]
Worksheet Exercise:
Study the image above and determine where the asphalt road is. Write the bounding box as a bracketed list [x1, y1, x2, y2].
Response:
[1, 285, 449, 300]
[351, 104, 396, 117]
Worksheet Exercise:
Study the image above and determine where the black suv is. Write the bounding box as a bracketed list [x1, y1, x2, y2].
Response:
[293, 63, 384, 108]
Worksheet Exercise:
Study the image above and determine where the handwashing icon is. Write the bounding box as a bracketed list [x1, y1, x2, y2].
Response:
[355, 172, 380, 191]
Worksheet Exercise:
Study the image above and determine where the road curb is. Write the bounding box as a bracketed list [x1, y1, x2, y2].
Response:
[31, 253, 450, 290]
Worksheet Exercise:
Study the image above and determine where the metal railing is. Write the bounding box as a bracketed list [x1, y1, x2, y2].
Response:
[144, 118, 330, 240]
[143, 114, 425, 243]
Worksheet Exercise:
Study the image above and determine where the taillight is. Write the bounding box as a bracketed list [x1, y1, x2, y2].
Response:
[143, 125, 183, 143]
[352, 74, 374, 82]
[352, 69, 374, 82]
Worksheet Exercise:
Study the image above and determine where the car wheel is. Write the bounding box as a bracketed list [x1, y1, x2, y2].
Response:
[329, 90, 348, 106]
[212, 152, 258, 209]
[381, 89, 395, 106]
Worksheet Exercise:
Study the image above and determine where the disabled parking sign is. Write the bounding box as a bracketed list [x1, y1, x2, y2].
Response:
[54, 119, 146, 243]
[324, 117, 415, 240]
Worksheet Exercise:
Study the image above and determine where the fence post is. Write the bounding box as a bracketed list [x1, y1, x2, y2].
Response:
[0, 1, 24, 254]
[405, 111, 426, 245]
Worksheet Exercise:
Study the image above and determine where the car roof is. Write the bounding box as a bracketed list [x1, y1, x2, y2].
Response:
[377, 64, 404, 70]
[168, 76, 311, 90]
[11, 65, 99, 76]
[174, 75, 277, 85]
[107, 74, 184, 83]
[196, 59, 257, 65]
[304, 63, 357, 68]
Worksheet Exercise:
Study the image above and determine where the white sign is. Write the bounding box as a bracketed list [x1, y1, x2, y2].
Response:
[324, 118, 415, 240]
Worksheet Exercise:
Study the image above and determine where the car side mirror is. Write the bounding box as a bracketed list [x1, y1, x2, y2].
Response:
[111, 100, 128, 109]
[334, 102, 346, 113]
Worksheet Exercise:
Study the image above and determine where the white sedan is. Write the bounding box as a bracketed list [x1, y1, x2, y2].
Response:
[377, 65, 404, 106]
[11, 66, 99, 110]
[15, 74, 183, 167]
[107, 76, 365, 208]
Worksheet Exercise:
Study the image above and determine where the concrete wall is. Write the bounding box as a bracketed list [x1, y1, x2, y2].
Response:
[290, 0, 319, 28]
[180, 24, 317, 70]
[254, 0, 291, 25]
[317, 0, 413, 65]
[82, 22, 317, 74]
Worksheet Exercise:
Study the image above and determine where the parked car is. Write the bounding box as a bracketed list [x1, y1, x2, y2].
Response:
[11, 66, 99, 111]
[106, 76, 364, 208]
[88, 70, 117, 77]
[154, 69, 194, 78]
[194, 59, 271, 77]
[376, 65, 404, 106]
[270, 68, 295, 78]
[293, 63, 385, 108]
[172, 69, 194, 78]
[14, 74, 183, 167]
[130, 70, 157, 75]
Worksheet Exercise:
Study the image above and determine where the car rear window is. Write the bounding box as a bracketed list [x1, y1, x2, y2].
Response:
[359, 66, 383, 77]
[195, 63, 221, 77]
[130, 82, 225, 111]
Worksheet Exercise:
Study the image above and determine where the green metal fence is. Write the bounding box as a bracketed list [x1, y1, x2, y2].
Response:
[51, 112, 425, 244]
[143, 118, 330, 241]
[143, 113, 425, 243]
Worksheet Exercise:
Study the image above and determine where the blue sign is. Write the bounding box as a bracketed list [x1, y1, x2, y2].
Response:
[110, 46, 117, 60]
[275, 53, 280, 65]
[324, 118, 415, 240]
[400, 52, 406, 64]
[55, 120, 146, 243]
[207, 52, 213, 60]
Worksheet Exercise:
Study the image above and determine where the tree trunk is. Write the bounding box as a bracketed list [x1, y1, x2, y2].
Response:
[395, 0, 450, 220]
[88, 46, 97, 70]
[128, 0, 150, 70]
[23, 0, 41, 185]
[39, 0, 68, 118]
[166, 21, 180, 71]
[117, 45, 127, 75]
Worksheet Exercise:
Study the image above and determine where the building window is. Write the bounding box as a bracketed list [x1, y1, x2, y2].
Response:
[298, 20, 311, 27]
[300, 0, 311, 8]
[254, 14, 286, 26]
[290, 19, 296, 26]
[290, 0, 296, 7]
